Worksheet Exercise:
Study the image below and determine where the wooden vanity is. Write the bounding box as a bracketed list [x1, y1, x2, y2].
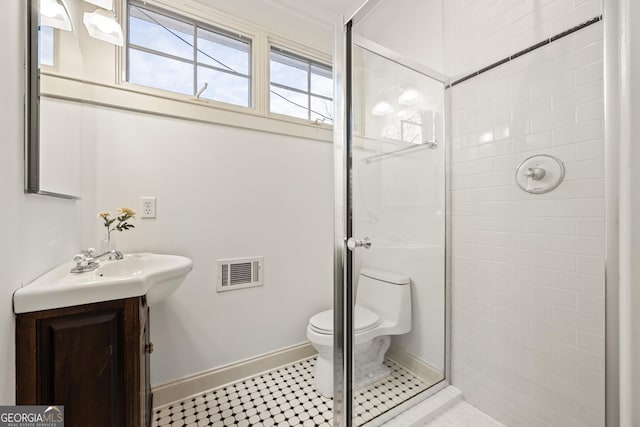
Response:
[15, 297, 152, 427]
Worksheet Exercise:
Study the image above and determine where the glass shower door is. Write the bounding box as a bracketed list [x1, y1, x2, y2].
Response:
[333, 17, 448, 426]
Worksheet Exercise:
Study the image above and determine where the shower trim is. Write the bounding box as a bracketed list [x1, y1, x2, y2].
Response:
[342, 0, 384, 26]
[332, 13, 350, 427]
[603, 0, 621, 425]
[353, 35, 449, 84]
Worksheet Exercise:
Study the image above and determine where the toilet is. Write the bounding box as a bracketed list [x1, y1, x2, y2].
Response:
[306, 268, 411, 398]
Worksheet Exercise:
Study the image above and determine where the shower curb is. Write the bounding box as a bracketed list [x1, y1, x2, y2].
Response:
[382, 386, 463, 427]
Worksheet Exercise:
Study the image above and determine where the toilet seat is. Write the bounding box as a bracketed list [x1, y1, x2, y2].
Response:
[309, 306, 380, 335]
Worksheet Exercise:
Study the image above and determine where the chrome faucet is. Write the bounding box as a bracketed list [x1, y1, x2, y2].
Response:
[70, 249, 124, 273]
[92, 250, 124, 262]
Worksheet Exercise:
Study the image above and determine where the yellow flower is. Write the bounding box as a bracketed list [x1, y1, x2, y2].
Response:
[118, 207, 136, 218]
[98, 211, 111, 219]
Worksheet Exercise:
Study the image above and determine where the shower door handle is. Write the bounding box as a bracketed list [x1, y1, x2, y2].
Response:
[346, 237, 372, 251]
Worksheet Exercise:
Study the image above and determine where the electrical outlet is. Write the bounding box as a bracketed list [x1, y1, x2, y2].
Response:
[141, 197, 156, 219]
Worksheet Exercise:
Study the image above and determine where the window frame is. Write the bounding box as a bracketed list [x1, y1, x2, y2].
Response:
[115, 0, 333, 132]
[268, 45, 333, 124]
[125, 0, 254, 108]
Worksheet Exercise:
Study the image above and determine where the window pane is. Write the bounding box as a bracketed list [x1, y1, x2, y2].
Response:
[270, 85, 308, 120]
[270, 51, 308, 92]
[197, 67, 249, 107]
[310, 96, 333, 124]
[311, 64, 332, 98]
[129, 48, 193, 95]
[40, 26, 54, 67]
[129, 5, 193, 60]
[197, 27, 250, 75]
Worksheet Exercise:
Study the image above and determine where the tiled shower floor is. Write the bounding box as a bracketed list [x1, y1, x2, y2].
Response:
[424, 402, 505, 427]
[152, 356, 433, 426]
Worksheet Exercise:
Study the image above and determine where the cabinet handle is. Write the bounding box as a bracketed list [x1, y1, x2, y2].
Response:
[145, 342, 154, 354]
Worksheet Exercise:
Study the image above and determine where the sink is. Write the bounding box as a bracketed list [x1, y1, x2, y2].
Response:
[13, 253, 193, 313]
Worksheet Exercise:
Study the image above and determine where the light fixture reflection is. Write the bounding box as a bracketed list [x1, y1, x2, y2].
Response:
[83, 0, 113, 9]
[398, 88, 423, 106]
[371, 100, 393, 116]
[41, 0, 72, 31]
[83, 8, 124, 46]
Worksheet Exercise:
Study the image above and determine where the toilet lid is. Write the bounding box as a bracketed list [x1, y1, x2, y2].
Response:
[309, 306, 380, 334]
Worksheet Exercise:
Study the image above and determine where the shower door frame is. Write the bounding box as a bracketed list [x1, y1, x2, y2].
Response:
[332, 2, 452, 424]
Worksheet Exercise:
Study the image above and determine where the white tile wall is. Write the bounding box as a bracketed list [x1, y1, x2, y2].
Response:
[444, 0, 603, 77]
[450, 23, 605, 427]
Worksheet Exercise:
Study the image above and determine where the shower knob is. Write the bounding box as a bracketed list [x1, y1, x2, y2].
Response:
[346, 237, 372, 251]
[515, 154, 565, 194]
[525, 167, 546, 180]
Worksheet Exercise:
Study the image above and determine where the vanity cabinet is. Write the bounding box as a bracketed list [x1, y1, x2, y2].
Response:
[16, 297, 151, 427]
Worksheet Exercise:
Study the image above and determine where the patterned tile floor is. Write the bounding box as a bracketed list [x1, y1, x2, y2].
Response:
[153, 356, 433, 427]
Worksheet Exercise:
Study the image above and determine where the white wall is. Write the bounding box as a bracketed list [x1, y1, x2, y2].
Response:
[0, 0, 334, 396]
[85, 106, 334, 386]
[29, 0, 336, 388]
[450, 21, 605, 427]
[80, 0, 336, 387]
[0, 0, 86, 404]
[444, 0, 602, 77]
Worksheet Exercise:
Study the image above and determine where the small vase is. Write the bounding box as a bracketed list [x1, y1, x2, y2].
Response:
[99, 233, 116, 255]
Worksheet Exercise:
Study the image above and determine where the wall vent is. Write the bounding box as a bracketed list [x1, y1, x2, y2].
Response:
[217, 257, 264, 292]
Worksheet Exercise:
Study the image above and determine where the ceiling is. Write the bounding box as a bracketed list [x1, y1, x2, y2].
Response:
[266, 0, 363, 25]
[191, 0, 367, 29]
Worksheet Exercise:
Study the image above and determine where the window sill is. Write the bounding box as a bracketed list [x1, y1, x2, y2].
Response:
[40, 73, 333, 143]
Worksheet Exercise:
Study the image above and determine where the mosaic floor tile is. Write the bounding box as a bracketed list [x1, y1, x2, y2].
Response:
[152, 356, 434, 426]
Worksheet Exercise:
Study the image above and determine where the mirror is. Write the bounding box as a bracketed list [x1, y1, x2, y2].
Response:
[26, 0, 118, 199]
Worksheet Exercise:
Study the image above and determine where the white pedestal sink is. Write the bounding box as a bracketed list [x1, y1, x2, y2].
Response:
[13, 253, 193, 313]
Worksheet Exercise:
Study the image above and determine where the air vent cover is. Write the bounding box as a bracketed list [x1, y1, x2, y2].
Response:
[217, 257, 264, 292]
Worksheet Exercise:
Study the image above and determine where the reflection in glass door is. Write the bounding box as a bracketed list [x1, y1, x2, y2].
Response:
[333, 15, 449, 427]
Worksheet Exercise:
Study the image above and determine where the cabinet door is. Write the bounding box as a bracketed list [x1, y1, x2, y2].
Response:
[16, 298, 147, 427]
[38, 309, 125, 427]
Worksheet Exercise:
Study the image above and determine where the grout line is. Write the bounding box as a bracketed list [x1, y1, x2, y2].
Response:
[446, 16, 603, 89]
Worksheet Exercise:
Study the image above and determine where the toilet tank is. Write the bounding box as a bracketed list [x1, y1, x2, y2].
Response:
[356, 268, 411, 334]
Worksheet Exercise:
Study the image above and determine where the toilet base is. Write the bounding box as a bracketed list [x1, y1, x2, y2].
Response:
[311, 335, 392, 398]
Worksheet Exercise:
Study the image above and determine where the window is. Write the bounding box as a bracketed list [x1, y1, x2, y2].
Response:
[40, 26, 54, 67]
[124, 2, 334, 127]
[270, 47, 333, 124]
[127, 2, 251, 107]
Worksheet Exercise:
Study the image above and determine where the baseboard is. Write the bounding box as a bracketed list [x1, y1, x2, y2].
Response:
[152, 342, 317, 408]
[386, 343, 445, 385]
